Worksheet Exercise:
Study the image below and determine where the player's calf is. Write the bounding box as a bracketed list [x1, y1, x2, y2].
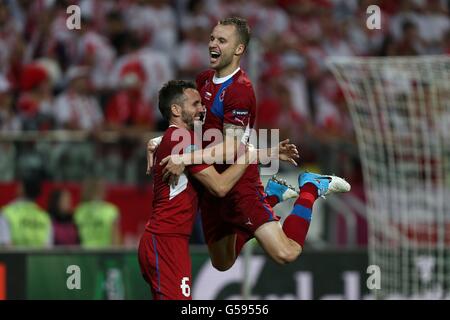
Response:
[281, 172, 351, 250]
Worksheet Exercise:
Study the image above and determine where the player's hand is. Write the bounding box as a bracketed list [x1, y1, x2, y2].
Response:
[146, 137, 162, 175]
[276, 139, 299, 166]
[160, 155, 185, 187]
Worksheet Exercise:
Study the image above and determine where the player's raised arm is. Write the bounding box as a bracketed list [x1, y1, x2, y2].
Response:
[191, 146, 254, 198]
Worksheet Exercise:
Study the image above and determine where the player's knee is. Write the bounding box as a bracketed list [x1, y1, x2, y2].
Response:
[211, 259, 235, 272]
[216, 187, 227, 198]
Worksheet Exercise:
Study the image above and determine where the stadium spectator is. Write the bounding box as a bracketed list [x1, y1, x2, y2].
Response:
[0, 172, 53, 248]
[17, 62, 55, 131]
[389, 20, 425, 56]
[313, 73, 355, 175]
[443, 30, 450, 54]
[104, 10, 131, 57]
[76, 16, 116, 91]
[0, 1, 23, 78]
[0, 75, 20, 132]
[0, 75, 19, 182]
[124, 0, 177, 53]
[105, 60, 155, 133]
[74, 178, 121, 248]
[53, 66, 104, 131]
[48, 188, 80, 246]
[109, 34, 174, 129]
[176, 3, 211, 79]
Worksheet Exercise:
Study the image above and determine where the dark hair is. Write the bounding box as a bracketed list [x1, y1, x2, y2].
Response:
[402, 20, 416, 32]
[219, 17, 251, 51]
[106, 10, 122, 22]
[48, 189, 74, 223]
[21, 172, 42, 200]
[158, 80, 197, 121]
[48, 189, 64, 219]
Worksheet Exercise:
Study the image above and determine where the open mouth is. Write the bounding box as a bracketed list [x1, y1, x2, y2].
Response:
[196, 112, 206, 122]
[210, 50, 221, 63]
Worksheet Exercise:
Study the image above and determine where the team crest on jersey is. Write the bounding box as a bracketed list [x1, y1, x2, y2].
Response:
[219, 89, 226, 102]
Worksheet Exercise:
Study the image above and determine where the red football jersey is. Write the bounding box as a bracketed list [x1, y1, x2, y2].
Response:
[196, 68, 260, 185]
[146, 126, 208, 236]
[196, 68, 256, 137]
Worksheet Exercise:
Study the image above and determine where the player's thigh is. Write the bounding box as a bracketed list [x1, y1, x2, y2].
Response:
[207, 233, 237, 271]
[228, 183, 279, 234]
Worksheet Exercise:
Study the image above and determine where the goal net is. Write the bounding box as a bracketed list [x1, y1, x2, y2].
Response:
[327, 56, 450, 299]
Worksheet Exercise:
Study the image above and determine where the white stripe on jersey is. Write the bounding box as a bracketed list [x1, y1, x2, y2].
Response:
[169, 173, 188, 200]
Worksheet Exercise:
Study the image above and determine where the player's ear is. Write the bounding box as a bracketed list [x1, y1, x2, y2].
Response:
[235, 44, 245, 56]
[171, 104, 182, 117]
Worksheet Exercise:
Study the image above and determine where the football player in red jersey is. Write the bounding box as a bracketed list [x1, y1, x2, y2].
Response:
[146, 18, 350, 272]
[138, 80, 298, 299]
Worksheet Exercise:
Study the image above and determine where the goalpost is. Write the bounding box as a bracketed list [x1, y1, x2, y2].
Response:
[327, 56, 450, 299]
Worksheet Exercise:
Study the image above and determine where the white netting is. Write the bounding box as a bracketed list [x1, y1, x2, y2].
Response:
[327, 56, 450, 299]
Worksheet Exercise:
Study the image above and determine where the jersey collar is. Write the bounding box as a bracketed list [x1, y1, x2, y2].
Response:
[212, 67, 241, 84]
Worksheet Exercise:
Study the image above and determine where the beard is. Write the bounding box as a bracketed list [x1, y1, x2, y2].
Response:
[213, 52, 234, 70]
[181, 110, 195, 130]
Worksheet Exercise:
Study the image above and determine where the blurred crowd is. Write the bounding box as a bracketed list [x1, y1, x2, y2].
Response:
[0, 0, 449, 181]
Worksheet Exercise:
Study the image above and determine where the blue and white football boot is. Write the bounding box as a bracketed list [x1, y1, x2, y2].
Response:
[265, 175, 299, 202]
[298, 172, 351, 198]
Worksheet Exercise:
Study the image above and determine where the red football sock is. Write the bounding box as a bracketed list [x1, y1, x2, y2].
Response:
[282, 183, 318, 247]
[295, 183, 318, 209]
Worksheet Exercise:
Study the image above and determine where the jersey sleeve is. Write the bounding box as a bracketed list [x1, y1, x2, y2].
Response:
[223, 84, 256, 127]
[195, 70, 214, 91]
